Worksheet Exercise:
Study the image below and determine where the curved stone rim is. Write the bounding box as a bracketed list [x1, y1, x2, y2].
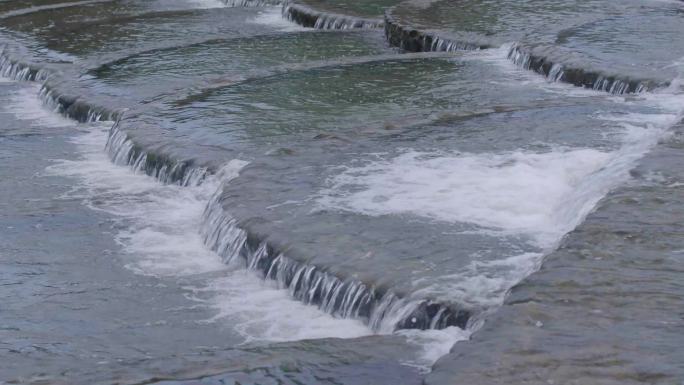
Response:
[383, 0, 672, 94]
[0, 45, 476, 333]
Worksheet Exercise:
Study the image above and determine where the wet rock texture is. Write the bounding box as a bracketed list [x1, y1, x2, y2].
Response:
[426, 125, 684, 385]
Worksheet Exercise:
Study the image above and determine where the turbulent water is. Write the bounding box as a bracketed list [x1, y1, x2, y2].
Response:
[1, 0, 683, 384]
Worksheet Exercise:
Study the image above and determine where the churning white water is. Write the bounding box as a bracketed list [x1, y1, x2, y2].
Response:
[45, 127, 373, 342]
[319, 148, 612, 244]
[3, 83, 74, 127]
[317, 49, 684, 359]
[0, 75, 462, 369]
[5, 19, 684, 370]
[0, 81, 376, 343]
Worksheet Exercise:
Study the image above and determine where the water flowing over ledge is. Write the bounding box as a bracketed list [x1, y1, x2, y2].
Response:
[507, 43, 663, 95]
[282, 2, 383, 29]
[381, 12, 670, 95]
[384, 13, 488, 52]
[202, 190, 472, 332]
[1, 45, 125, 122]
[7, 22, 672, 336]
[276, 1, 671, 97]
[1, 45, 475, 333]
[37, 83, 121, 122]
[0, 46, 50, 82]
[104, 121, 475, 331]
[5, 1, 678, 338]
[105, 122, 210, 187]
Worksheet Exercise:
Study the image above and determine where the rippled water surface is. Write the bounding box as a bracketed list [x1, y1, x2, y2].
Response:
[389, 0, 684, 83]
[2, 0, 684, 384]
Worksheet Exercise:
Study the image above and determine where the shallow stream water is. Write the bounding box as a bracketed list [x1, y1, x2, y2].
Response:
[1, 0, 684, 384]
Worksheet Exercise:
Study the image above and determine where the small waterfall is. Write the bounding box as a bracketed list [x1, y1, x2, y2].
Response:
[282, 3, 383, 30]
[105, 119, 472, 331]
[592, 75, 646, 94]
[0, 47, 49, 82]
[105, 122, 209, 187]
[428, 36, 481, 52]
[507, 43, 652, 94]
[4, 37, 472, 333]
[37, 83, 65, 114]
[0, 47, 204, 186]
[383, 15, 485, 53]
[200, 190, 472, 332]
[36, 82, 120, 122]
[312, 15, 381, 30]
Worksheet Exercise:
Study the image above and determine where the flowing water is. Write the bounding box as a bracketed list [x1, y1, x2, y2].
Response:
[1, 0, 683, 384]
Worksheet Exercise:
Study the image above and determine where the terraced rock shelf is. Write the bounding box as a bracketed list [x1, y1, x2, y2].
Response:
[1, 0, 683, 384]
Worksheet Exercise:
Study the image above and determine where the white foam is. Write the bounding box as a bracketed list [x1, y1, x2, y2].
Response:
[37, 125, 372, 344]
[318, 68, 683, 250]
[316, 105, 675, 331]
[317, 56, 684, 372]
[197, 272, 371, 342]
[3, 83, 73, 127]
[46, 129, 228, 276]
[415, 252, 544, 309]
[397, 326, 471, 371]
[319, 148, 612, 247]
[2, 77, 369, 346]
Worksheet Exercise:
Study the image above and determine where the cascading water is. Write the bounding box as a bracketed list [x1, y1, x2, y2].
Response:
[105, 122, 209, 186]
[3, 0, 684, 383]
[383, 14, 487, 53]
[506, 43, 651, 94]
[0, 48, 48, 82]
[100, 116, 472, 332]
[199, 188, 471, 332]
